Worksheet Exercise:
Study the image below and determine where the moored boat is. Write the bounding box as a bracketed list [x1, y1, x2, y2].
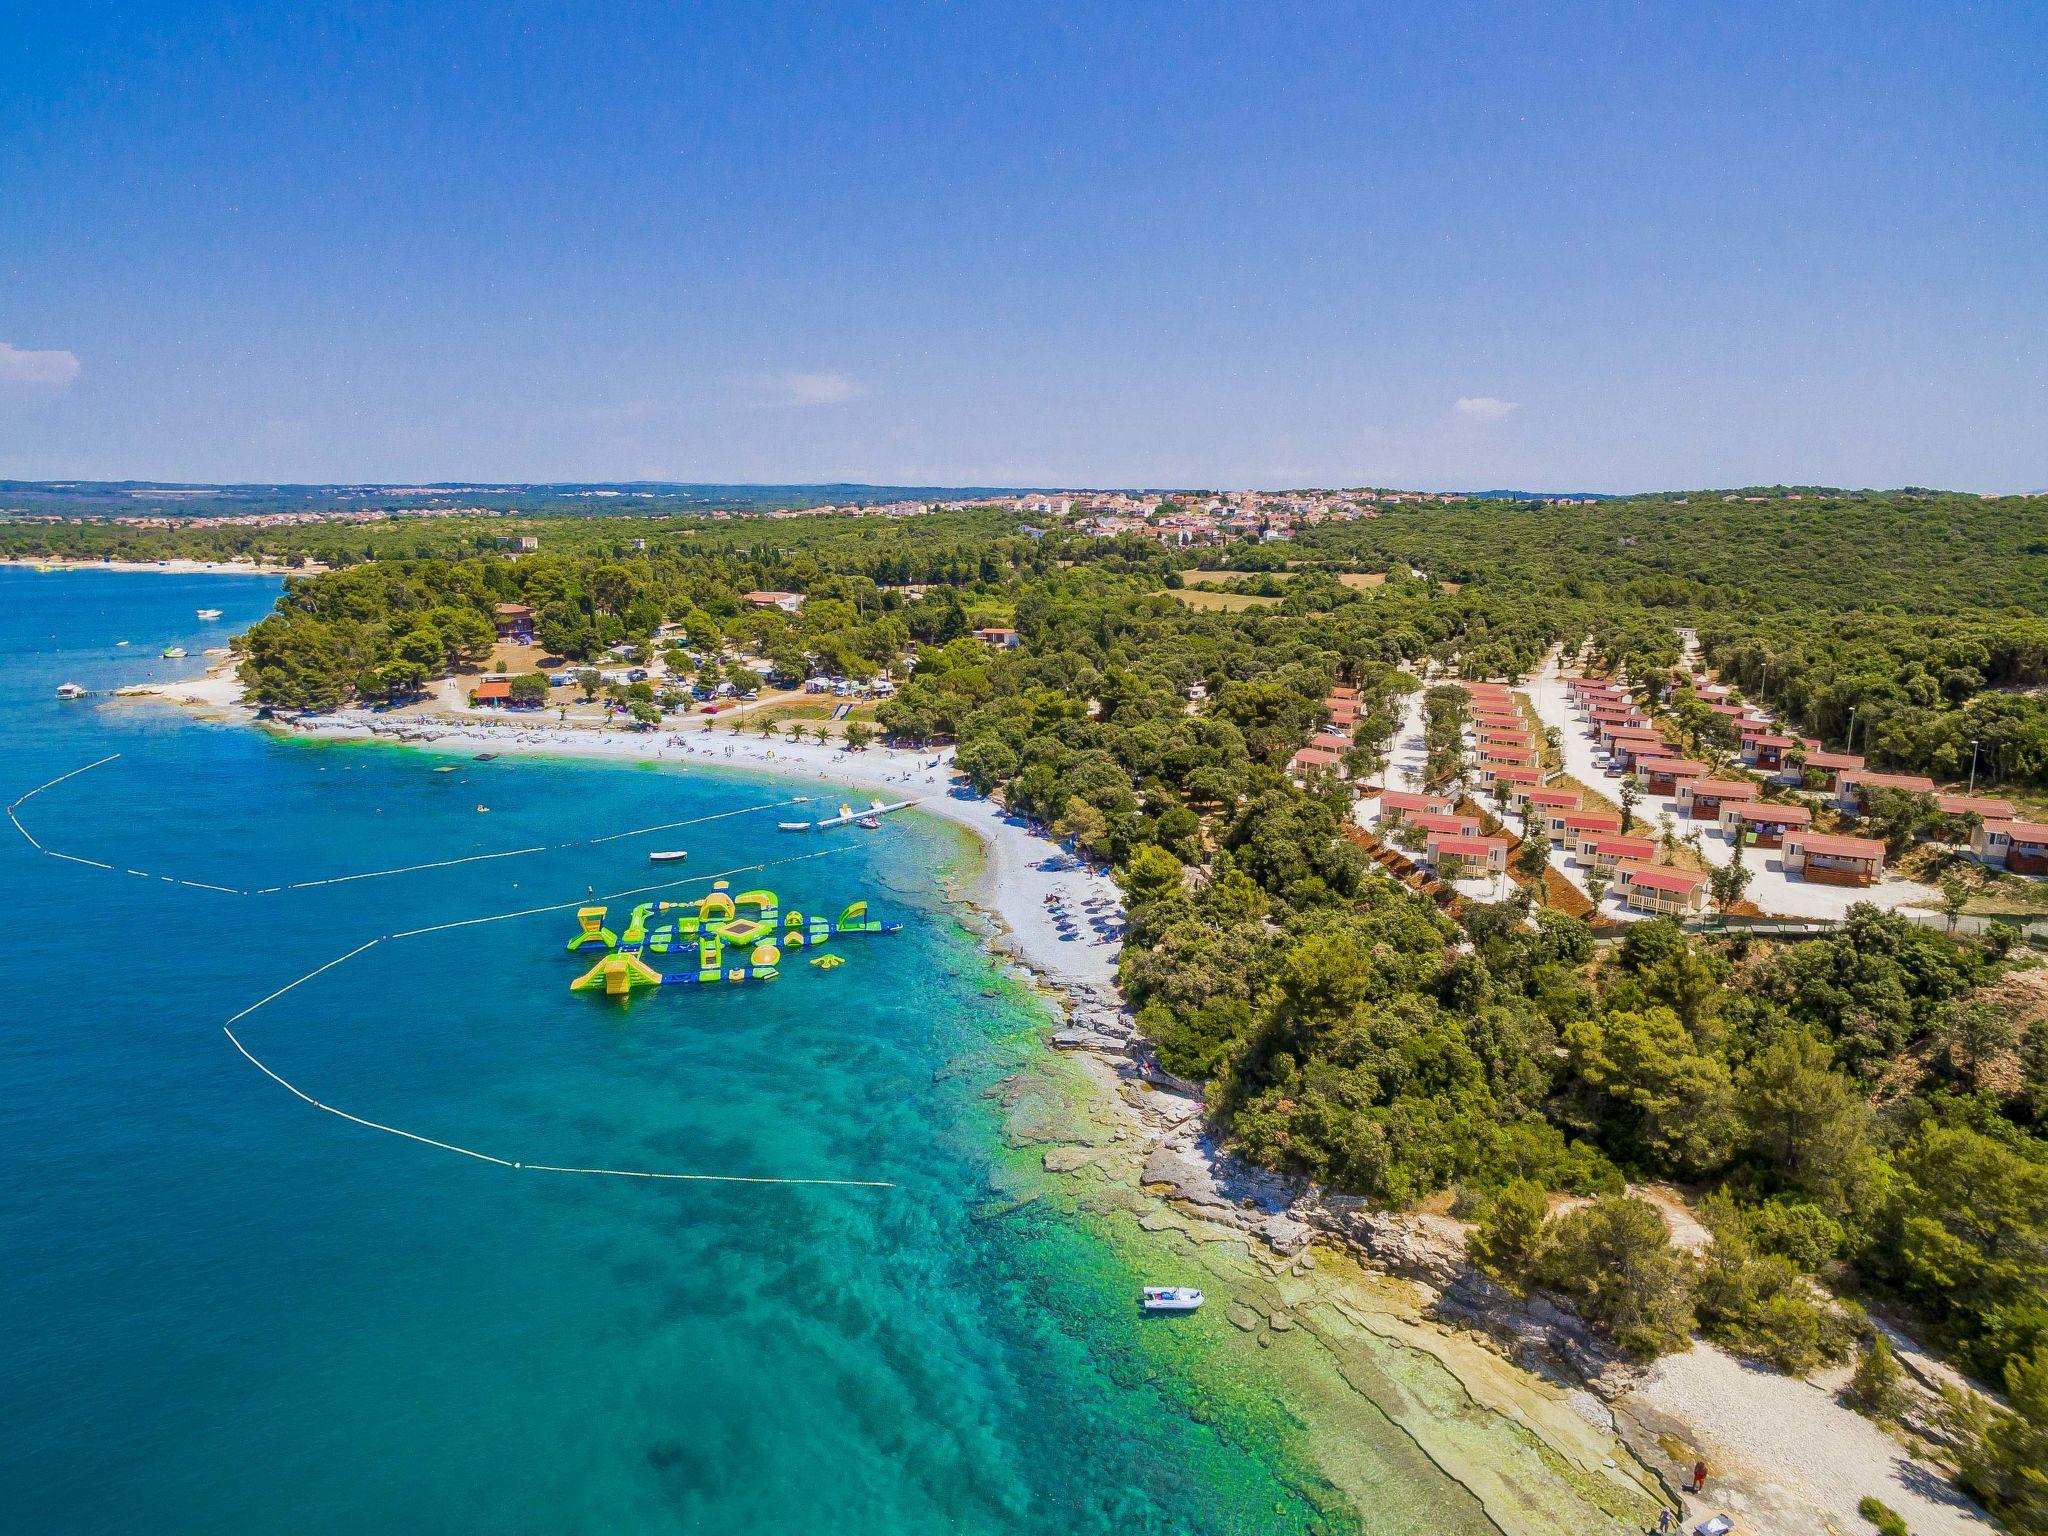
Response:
[196, 608, 223, 620]
[857, 815, 881, 830]
[161, 646, 187, 658]
[777, 820, 813, 832]
[648, 849, 689, 863]
[1141, 1287, 1204, 1313]
[55, 682, 87, 699]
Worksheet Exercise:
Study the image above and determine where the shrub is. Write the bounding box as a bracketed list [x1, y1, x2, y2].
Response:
[1748, 1198, 1846, 1271]
[1467, 1179, 1549, 1284]
[1695, 1238, 1854, 1375]
[1848, 1335, 1905, 1423]
[1536, 1196, 1696, 1357]
[1957, 1343, 2048, 1536]
[1858, 1495, 1908, 1536]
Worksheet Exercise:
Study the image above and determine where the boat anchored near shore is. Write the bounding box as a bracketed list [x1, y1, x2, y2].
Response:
[647, 849, 689, 864]
[1141, 1287, 1204, 1313]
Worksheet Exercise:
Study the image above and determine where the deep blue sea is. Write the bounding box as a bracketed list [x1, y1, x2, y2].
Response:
[0, 568, 1383, 1534]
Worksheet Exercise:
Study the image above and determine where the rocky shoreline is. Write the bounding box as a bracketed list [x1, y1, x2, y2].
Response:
[1025, 978, 1993, 1536]
[1045, 981, 1629, 1380]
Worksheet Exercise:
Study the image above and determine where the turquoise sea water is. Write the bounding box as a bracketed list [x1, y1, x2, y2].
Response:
[1, 569, 1407, 1534]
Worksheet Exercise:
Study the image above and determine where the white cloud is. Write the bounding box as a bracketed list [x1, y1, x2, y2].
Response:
[776, 371, 862, 407]
[1453, 395, 1517, 422]
[0, 342, 82, 389]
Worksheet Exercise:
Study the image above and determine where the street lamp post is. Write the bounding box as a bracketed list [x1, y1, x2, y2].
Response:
[1846, 706, 1858, 754]
[1968, 738, 1980, 795]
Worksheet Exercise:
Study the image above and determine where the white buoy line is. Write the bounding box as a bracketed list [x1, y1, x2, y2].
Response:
[12, 752, 900, 1190]
[6, 753, 817, 896]
[208, 845, 894, 1187]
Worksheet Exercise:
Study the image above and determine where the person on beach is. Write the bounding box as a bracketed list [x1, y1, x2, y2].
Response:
[1656, 1508, 1674, 1534]
[1689, 1459, 1707, 1493]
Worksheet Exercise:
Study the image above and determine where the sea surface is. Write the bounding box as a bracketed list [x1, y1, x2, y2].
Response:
[0, 568, 1636, 1536]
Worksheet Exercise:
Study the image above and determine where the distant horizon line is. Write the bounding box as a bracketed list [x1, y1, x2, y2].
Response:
[4, 478, 2038, 500]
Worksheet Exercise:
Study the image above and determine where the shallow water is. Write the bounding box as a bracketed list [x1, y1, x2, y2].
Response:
[0, 568, 1654, 1534]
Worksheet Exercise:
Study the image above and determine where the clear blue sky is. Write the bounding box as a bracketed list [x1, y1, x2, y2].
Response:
[2, 2, 2042, 491]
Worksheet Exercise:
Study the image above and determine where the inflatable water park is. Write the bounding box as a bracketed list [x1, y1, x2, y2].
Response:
[567, 879, 901, 997]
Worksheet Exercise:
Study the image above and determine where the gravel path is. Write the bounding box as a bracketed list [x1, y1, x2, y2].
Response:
[1623, 1344, 1995, 1536]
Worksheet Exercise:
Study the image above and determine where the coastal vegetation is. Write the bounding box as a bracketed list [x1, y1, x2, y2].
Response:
[20, 487, 2048, 1525]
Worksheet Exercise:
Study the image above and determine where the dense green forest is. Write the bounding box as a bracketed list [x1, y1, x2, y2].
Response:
[23, 488, 2048, 1525]
[12, 483, 2043, 785]
[1288, 490, 2048, 787]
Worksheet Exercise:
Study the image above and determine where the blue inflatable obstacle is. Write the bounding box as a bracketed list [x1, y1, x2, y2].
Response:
[567, 881, 901, 994]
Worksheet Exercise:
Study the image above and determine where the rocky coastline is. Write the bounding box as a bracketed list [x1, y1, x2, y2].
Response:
[1025, 975, 1993, 1536]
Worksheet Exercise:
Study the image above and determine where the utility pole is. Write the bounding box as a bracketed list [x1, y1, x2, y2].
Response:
[1968, 738, 1980, 795]
[1845, 706, 1858, 754]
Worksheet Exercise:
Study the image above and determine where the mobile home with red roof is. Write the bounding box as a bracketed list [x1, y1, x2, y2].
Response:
[1782, 831, 1887, 886]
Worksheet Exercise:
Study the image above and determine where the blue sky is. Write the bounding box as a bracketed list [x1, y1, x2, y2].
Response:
[2, 2, 2042, 490]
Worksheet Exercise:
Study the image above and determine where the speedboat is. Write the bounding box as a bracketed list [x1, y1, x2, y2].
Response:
[1141, 1287, 1204, 1313]
[857, 815, 881, 830]
[777, 821, 813, 832]
[196, 608, 223, 620]
[161, 646, 187, 658]
[648, 849, 689, 864]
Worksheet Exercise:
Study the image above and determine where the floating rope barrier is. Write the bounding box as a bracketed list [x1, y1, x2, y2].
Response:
[8, 753, 816, 896]
[216, 848, 889, 1187]
[12, 753, 899, 1190]
[221, 1025, 891, 1185]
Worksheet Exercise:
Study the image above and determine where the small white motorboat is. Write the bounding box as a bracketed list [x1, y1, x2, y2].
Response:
[55, 682, 87, 699]
[116, 639, 130, 647]
[161, 646, 187, 658]
[197, 608, 223, 620]
[648, 849, 689, 864]
[777, 821, 814, 833]
[1141, 1287, 1204, 1313]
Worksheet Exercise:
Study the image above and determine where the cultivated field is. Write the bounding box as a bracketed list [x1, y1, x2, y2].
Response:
[1168, 589, 1283, 611]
